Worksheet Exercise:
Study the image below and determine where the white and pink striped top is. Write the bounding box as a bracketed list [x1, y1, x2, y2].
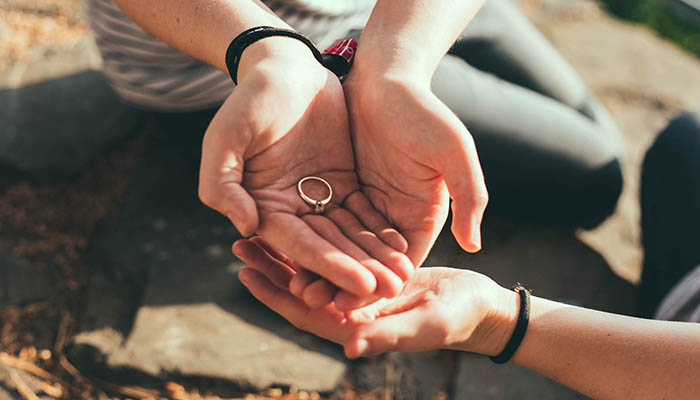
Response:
[83, 0, 374, 111]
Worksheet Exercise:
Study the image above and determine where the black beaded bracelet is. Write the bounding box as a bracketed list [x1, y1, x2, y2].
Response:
[489, 284, 531, 364]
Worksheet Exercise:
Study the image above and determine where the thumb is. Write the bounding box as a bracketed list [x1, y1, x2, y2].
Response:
[201, 180, 259, 237]
[198, 151, 259, 237]
[344, 305, 439, 358]
[436, 126, 488, 253]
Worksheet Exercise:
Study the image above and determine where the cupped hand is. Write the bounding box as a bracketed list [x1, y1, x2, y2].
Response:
[198, 41, 413, 303]
[284, 71, 490, 311]
[343, 73, 489, 268]
[234, 237, 515, 359]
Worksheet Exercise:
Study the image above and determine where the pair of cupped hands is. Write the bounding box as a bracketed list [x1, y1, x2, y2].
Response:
[198, 40, 488, 314]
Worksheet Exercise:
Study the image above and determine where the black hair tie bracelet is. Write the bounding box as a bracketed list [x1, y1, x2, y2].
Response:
[489, 284, 531, 364]
[225, 26, 356, 85]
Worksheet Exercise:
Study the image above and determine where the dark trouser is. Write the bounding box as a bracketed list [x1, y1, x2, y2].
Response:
[638, 110, 700, 318]
[432, 0, 623, 227]
[150, 108, 218, 156]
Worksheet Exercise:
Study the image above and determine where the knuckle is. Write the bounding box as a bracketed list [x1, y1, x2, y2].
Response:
[198, 185, 216, 207]
[291, 318, 309, 331]
[470, 189, 489, 209]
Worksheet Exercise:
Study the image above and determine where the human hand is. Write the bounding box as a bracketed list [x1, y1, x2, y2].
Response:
[234, 237, 517, 359]
[343, 71, 489, 268]
[286, 72, 489, 311]
[198, 38, 413, 303]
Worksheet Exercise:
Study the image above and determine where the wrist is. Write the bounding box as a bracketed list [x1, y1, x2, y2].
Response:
[349, 48, 434, 90]
[237, 36, 324, 83]
[451, 283, 519, 356]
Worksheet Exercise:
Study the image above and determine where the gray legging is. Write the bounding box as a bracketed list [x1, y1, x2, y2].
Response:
[432, 0, 623, 227]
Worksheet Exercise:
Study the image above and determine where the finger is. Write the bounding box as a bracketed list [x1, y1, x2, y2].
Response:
[199, 178, 259, 237]
[325, 207, 415, 282]
[302, 279, 339, 309]
[334, 290, 382, 313]
[198, 94, 260, 236]
[238, 268, 311, 327]
[232, 239, 294, 288]
[198, 102, 259, 236]
[433, 116, 488, 253]
[259, 212, 377, 296]
[344, 305, 437, 359]
[249, 236, 297, 271]
[303, 214, 404, 298]
[342, 191, 408, 253]
[239, 268, 348, 344]
[289, 269, 319, 297]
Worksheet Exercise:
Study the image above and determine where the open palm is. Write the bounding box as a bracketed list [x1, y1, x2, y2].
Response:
[199, 61, 413, 303]
[344, 77, 489, 266]
[234, 237, 499, 359]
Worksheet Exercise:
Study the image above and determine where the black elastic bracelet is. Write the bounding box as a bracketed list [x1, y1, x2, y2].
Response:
[489, 284, 531, 364]
[225, 26, 324, 85]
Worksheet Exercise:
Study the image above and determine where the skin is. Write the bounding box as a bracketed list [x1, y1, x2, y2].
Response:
[113, 0, 415, 300]
[292, 0, 490, 310]
[112, 0, 489, 309]
[235, 237, 700, 400]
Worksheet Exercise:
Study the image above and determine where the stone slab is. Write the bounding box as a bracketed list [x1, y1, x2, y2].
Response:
[350, 352, 454, 400]
[69, 128, 348, 393]
[426, 216, 636, 315]
[0, 247, 53, 309]
[0, 69, 143, 184]
[454, 354, 587, 399]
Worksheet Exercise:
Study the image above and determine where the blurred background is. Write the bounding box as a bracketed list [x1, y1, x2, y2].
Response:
[1, 0, 699, 399]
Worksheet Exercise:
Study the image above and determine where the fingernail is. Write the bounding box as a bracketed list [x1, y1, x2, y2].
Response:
[471, 223, 482, 251]
[238, 269, 250, 286]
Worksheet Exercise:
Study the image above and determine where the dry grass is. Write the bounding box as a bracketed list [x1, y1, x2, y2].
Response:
[0, 0, 87, 71]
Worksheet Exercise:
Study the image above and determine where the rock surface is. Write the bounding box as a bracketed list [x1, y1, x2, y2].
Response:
[0, 69, 143, 184]
[3, 0, 700, 398]
[0, 247, 53, 309]
[350, 352, 454, 400]
[68, 129, 348, 393]
[426, 216, 636, 315]
[0, 11, 141, 184]
[454, 354, 586, 399]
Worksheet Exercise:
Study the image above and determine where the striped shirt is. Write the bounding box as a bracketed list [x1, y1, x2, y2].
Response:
[83, 0, 375, 111]
[656, 264, 700, 323]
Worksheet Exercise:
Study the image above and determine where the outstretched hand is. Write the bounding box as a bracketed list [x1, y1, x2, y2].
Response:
[234, 237, 514, 359]
[284, 69, 490, 311]
[344, 73, 489, 267]
[198, 41, 413, 304]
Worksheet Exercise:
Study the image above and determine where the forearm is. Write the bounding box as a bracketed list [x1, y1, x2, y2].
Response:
[112, 0, 294, 73]
[511, 296, 700, 399]
[354, 0, 484, 82]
